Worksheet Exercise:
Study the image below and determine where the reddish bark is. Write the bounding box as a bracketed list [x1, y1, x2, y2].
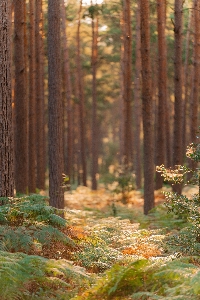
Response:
[141, 0, 155, 214]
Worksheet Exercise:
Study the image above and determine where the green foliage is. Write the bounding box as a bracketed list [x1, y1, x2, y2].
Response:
[0, 195, 76, 254]
[73, 242, 122, 272]
[0, 251, 90, 300]
[156, 137, 200, 256]
[0, 224, 75, 254]
[147, 204, 187, 230]
[75, 257, 200, 299]
[0, 195, 90, 298]
[0, 195, 66, 227]
[103, 164, 135, 204]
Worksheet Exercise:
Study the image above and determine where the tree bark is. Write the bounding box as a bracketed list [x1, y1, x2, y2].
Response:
[134, 0, 142, 189]
[14, 0, 28, 194]
[28, 0, 36, 193]
[35, 0, 45, 190]
[141, 0, 155, 214]
[122, 0, 132, 167]
[77, 0, 87, 186]
[0, 0, 14, 197]
[48, 0, 64, 208]
[182, 6, 193, 160]
[61, 0, 73, 189]
[155, 0, 167, 190]
[190, 0, 200, 144]
[189, 0, 200, 172]
[173, 0, 183, 194]
[91, 12, 98, 190]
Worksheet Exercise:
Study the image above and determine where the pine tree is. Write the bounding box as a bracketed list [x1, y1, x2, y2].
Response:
[14, 0, 28, 194]
[28, 0, 37, 193]
[141, 0, 155, 214]
[48, 0, 64, 208]
[0, 0, 14, 197]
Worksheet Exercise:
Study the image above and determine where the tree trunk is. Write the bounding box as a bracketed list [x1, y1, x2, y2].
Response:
[134, 0, 142, 189]
[182, 6, 193, 160]
[141, 0, 155, 214]
[61, 0, 73, 189]
[122, 0, 132, 167]
[28, 0, 36, 193]
[119, 13, 124, 165]
[35, 0, 45, 190]
[14, 0, 28, 194]
[91, 13, 98, 190]
[77, 0, 87, 186]
[0, 0, 14, 198]
[155, 0, 167, 190]
[48, 0, 64, 208]
[190, 0, 200, 144]
[173, 0, 183, 194]
[189, 0, 200, 172]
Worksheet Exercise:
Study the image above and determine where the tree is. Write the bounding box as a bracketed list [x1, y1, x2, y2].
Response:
[35, 0, 45, 190]
[182, 5, 193, 161]
[28, 0, 36, 193]
[14, 0, 28, 194]
[173, 0, 183, 194]
[140, 0, 155, 214]
[76, 0, 87, 186]
[61, 0, 73, 189]
[47, 0, 64, 208]
[133, 0, 142, 189]
[90, 4, 99, 190]
[122, 0, 132, 167]
[155, 0, 167, 190]
[0, 0, 14, 197]
[189, 0, 200, 171]
[190, 0, 200, 145]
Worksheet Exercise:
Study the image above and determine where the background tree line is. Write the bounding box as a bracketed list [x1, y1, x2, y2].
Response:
[0, 0, 199, 214]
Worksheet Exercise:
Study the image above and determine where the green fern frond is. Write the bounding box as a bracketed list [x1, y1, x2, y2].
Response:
[0, 224, 75, 254]
[0, 251, 90, 300]
[0, 195, 67, 228]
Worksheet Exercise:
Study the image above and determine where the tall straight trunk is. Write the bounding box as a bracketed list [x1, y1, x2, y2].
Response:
[140, 0, 155, 214]
[14, 0, 28, 194]
[91, 14, 98, 190]
[77, 0, 87, 186]
[119, 13, 124, 164]
[134, 0, 142, 189]
[189, 0, 200, 171]
[165, 98, 172, 167]
[48, 0, 64, 208]
[173, 0, 183, 194]
[190, 0, 200, 144]
[182, 7, 193, 159]
[155, 0, 167, 190]
[28, 0, 36, 193]
[61, 0, 73, 188]
[122, 0, 132, 167]
[0, 0, 14, 197]
[35, 0, 45, 190]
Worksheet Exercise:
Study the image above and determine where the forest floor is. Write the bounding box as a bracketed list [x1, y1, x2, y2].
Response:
[0, 185, 199, 299]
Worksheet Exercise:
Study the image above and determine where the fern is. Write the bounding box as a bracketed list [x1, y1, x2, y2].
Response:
[0, 251, 91, 300]
[0, 195, 66, 228]
[0, 224, 75, 255]
[75, 257, 200, 299]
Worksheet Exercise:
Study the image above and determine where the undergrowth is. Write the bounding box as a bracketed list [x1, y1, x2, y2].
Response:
[0, 195, 91, 299]
[0, 195, 76, 258]
[1, 148, 200, 300]
[74, 256, 200, 299]
[0, 251, 90, 300]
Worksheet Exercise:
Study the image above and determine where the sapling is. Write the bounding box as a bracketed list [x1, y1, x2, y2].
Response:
[156, 132, 200, 255]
